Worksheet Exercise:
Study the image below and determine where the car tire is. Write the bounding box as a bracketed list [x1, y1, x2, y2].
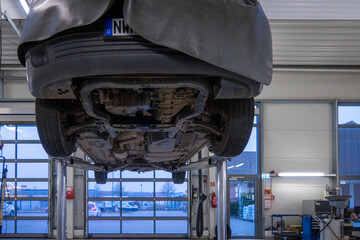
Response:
[172, 171, 186, 184]
[210, 98, 254, 157]
[94, 171, 108, 184]
[35, 98, 76, 157]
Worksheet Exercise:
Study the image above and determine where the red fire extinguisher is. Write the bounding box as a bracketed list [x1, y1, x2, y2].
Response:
[211, 193, 217, 207]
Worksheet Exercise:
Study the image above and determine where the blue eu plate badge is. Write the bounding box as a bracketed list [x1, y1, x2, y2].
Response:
[104, 18, 136, 37]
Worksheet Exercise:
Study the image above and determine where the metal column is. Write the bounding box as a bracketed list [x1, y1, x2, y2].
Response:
[57, 159, 67, 240]
[217, 159, 227, 240]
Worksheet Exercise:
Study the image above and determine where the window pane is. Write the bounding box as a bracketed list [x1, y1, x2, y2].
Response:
[88, 170, 120, 179]
[17, 162, 48, 178]
[17, 201, 48, 217]
[155, 170, 172, 179]
[156, 201, 187, 217]
[17, 182, 48, 198]
[88, 201, 120, 217]
[155, 182, 187, 198]
[122, 170, 153, 178]
[244, 127, 257, 152]
[88, 182, 120, 198]
[1, 143, 15, 159]
[0, 161, 15, 178]
[339, 106, 360, 125]
[88, 220, 120, 234]
[122, 220, 154, 234]
[89, 220, 120, 234]
[228, 127, 257, 175]
[17, 125, 39, 140]
[0, 125, 16, 140]
[17, 144, 48, 159]
[156, 220, 187, 234]
[254, 115, 258, 124]
[339, 128, 360, 175]
[3, 200, 15, 217]
[340, 179, 360, 210]
[229, 180, 256, 237]
[155, 170, 187, 179]
[122, 182, 153, 198]
[1, 219, 15, 233]
[17, 220, 48, 233]
[1, 182, 16, 198]
[122, 201, 153, 217]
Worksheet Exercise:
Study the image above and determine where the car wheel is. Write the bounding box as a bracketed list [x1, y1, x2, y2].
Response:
[172, 171, 186, 184]
[94, 171, 108, 184]
[35, 98, 76, 157]
[209, 98, 254, 157]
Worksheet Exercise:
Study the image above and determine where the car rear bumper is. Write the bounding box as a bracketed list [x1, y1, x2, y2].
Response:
[25, 32, 262, 99]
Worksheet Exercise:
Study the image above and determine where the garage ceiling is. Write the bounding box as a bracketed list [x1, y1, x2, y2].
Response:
[1, 0, 360, 68]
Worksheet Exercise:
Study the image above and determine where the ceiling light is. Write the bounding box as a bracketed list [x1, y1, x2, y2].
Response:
[235, 163, 244, 168]
[19, 0, 30, 14]
[227, 166, 234, 169]
[278, 172, 325, 177]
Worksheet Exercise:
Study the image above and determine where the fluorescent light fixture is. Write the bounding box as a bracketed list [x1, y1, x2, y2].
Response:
[278, 172, 325, 177]
[235, 163, 244, 168]
[19, 0, 30, 14]
[227, 166, 234, 169]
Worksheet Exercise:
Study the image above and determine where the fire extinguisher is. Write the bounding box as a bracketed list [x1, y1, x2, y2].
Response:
[210, 193, 217, 207]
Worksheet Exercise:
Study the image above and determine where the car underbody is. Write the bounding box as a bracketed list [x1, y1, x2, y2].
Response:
[73, 77, 213, 173]
[38, 76, 254, 174]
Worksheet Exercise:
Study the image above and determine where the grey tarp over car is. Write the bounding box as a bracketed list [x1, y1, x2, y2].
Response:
[18, 0, 272, 85]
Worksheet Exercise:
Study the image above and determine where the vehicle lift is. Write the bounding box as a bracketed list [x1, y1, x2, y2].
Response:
[54, 155, 229, 240]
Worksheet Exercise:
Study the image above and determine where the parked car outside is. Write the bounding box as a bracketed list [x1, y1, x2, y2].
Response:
[88, 202, 102, 217]
[3, 202, 15, 216]
[122, 201, 138, 211]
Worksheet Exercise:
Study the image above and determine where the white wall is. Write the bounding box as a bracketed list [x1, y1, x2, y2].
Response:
[259, 69, 360, 228]
[262, 103, 333, 226]
[260, 70, 360, 100]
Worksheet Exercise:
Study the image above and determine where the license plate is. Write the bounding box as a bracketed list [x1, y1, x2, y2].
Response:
[104, 18, 137, 37]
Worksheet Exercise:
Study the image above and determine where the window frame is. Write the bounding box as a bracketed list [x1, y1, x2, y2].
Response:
[0, 123, 50, 237]
[338, 104, 360, 178]
[338, 103, 360, 231]
[85, 169, 190, 238]
[226, 101, 263, 239]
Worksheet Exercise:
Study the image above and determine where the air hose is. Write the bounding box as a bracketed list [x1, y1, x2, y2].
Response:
[196, 152, 207, 237]
[196, 168, 207, 237]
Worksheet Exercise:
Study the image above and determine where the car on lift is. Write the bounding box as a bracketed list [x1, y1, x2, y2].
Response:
[18, 0, 272, 185]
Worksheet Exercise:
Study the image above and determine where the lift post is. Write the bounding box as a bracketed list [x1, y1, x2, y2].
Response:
[217, 159, 227, 240]
[56, 158, 67, 240]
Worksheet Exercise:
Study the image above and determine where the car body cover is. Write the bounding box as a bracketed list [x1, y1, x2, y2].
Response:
[18, 0, 273, 85]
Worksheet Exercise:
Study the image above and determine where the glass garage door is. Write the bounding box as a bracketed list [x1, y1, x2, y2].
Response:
[0, 124, 49, 237]
[86, 170, 189, 237]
